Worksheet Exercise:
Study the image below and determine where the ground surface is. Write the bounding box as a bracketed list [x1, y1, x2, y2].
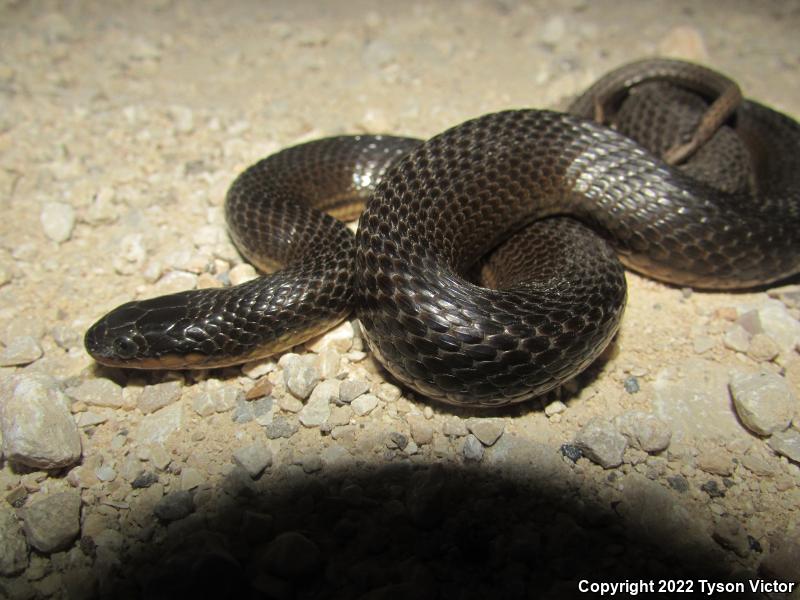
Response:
[0, 1, 799, 598]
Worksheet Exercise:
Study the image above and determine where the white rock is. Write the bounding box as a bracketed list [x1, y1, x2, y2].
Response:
[67, 378, 126, 409]
[298, 380, 337, 427]
[229, 263, 257, 285]
[22, 491, 81, 553]
[40, 202, 75, 243]
[232, 444, 273, 478]
[768, 429, 800, 463]
[0, 374, 81, 469]
[729, 371, 796, 436]
[723, 324, 750, 353]
[615, 411, 672, 453]
[135, 402, 183, 445]
[351, 393, 379, 416]
[462, 434, 484, 461]
[757, 299, 800, 355]
[305, 320, 354, 353]
[0, 336, 43, 366]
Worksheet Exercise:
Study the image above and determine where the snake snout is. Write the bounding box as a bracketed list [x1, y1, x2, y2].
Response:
[84, 300, 151, 366]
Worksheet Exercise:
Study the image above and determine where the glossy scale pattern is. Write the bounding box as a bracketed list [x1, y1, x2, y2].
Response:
[85, 59, 800, 407]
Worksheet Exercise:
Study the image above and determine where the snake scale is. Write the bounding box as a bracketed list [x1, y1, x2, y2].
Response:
[85, 59, 800, 407]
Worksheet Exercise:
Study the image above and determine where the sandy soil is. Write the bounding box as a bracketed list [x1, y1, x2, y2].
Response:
[1, 1, 799, 598]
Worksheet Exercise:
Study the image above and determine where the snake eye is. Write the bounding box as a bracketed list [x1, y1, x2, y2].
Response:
[112, 336, 139, 359]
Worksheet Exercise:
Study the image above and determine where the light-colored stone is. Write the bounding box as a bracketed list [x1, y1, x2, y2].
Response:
[22, 491, 81, 553]
[233, 444, 273, 478]
[0, 335, 43, 367]
[696, 448, 733, 476]
[298, 380, 338, 427]
[746, 333, 780, 362]
[723, 324, 750, 353]
[67, 378, 127, 410]
[305, 320, 354, 353]
[138, 380, 182, 414]
[768, 429, 800, 463]
[40, 202, 75, 243]
[339, 379, 370, 404]
[729, 371, 796, 436]
[135, 402, 184, 445]
[614, 411, 672, 453]
[407, 415, 434, 445]
[462, 434, 484, 461]
[575, 418, 627, 468]
[351, 393, 379, 416]
[0, 373, 82, 469]
[466, 419, 505, 447]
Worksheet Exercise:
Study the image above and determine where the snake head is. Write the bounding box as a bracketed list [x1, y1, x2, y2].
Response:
[84, 293, 218, 369]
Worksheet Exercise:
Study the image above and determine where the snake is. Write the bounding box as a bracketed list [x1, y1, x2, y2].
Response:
[84, 59, 800, 407]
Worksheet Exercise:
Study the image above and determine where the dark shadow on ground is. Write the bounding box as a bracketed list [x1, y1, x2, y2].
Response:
[76, 459, 762, 600]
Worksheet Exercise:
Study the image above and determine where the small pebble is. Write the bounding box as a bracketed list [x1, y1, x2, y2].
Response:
[22, 491, 81, 553]
[264, 416, 299, 440]
[544, 400, 566, 416]
[614, 411, 672, 453]
[299, 380, 339, 428]
[339, 378, 370, 404]
[318, 348, 341, 379]
[466, 419, 505, 447]
[767, 429, 800, 463]
[285, 362, 320, 400]
[729, 371, 796, 436]
[462, 434, 484, 461]
[40, 201, 75, 243]
[351, 393, 379, 416]
[443, 418, 469, 437]
[737, 310, 763, 335]
[0, 373, 82, 469]
[559, 443, 583, 462]
[136, 403, 184, 445]
[138, 380, 183, 414]
[700, 480, 725, 498]
[159, 268, 200, 292]
[696, 448, 733, 476]
[574, 418, 628, 468]
[131, 471, 159, 489]
[67, 378, 126, 410]
[305, 320, 354, 353]
[245, 377, 273, 400]
[95, 464, 117, 482]
[623, 376, 640, 394]
[180, 468, 204, 490]
[723, 325, 751, 353]
[229, 263, 257, 285]
[153, 490, 194, 522]
[746, 333, 780, 362]
[407, 415, 433, 445]
[376, 382, 401, 402]
[0, 336, 43, 366]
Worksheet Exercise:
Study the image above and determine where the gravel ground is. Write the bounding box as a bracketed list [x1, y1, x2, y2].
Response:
[1, 1, 800, 598]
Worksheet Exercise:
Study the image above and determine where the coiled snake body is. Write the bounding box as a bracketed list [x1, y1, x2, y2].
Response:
[85, 59, 800, 407]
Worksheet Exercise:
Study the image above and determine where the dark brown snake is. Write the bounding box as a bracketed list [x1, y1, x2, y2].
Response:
[85, 59, 800, 407]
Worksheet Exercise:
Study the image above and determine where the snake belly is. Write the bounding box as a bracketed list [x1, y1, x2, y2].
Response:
[84, 59, 800, 407]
